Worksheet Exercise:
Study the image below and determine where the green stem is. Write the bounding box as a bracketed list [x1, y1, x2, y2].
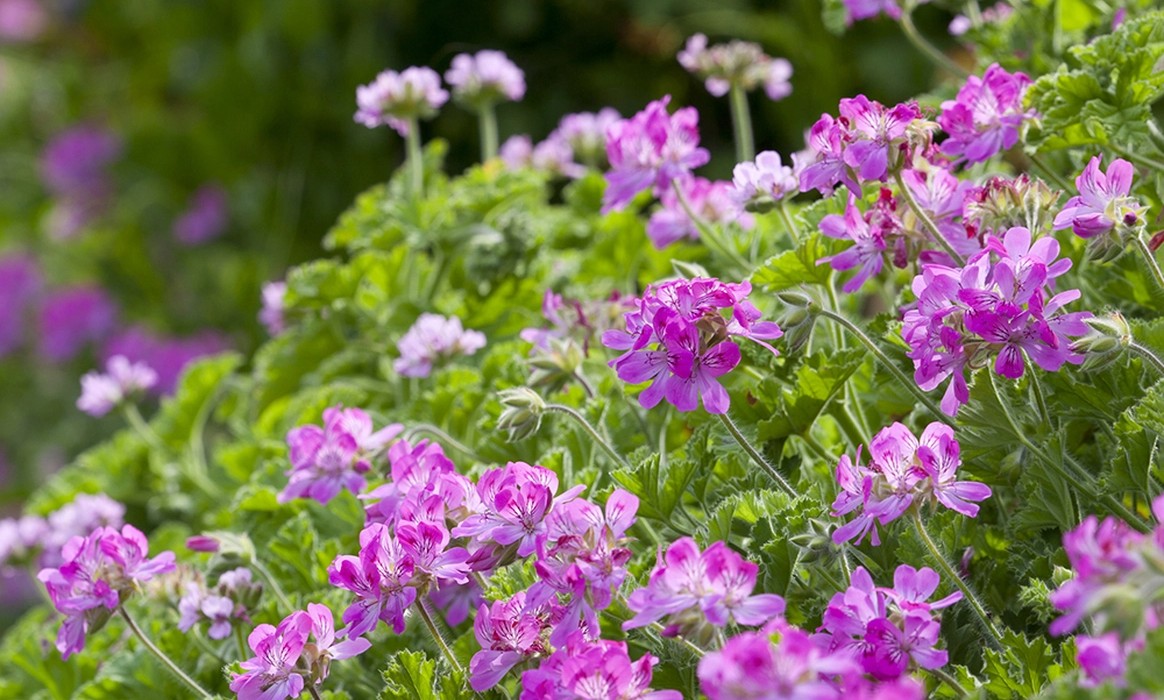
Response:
[573, 370, 597, 398]
[306, 683, 324, 700]
[672, 181, 751, 272]
[478, 102, 499, 162]
[1027, 152, 1074, 193]
[895, 171, 965, 265]
[728, 84, 755, 163]
[119, 607, 213, 699]
[234, 624, 248, 661]
[123, 404, 220, 498]
[717, 412, 797, 497]
[250, 558, 295, 612]
[1112, 144, 1164, 173]
[930, 664, 971, 698]
[545, 403, 631, 485]
[777, 200, 801, 245]
[1132, 233, 1164, 294]
[405, 118, 424, 195]
[899, 5, 970, 78]
[816, 308, 951, 424]
[1130, 340, 1164, 375]
[1027, 360, 1052, 427]
[406, 424, 487, 464]
[415, 599, 465, 675]
[910, 510, 1004, 649]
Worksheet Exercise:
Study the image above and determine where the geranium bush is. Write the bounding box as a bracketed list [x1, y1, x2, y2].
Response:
[3, 1, 1164, 698]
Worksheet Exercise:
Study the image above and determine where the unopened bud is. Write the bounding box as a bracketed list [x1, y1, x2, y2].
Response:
[1072, 312, 1131, 370]
[497, 387, 546, 441]
[186, 535, 220, 553]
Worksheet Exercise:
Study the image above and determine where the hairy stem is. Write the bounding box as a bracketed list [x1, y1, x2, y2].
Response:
[728, 85, 755, 163]
[415, 598, 464, 675]
[895, 171, 964, 265]
[899, 5, 970, 79]
[306, 684, 324, 700]
[406, 423, 487, 464]
[672, 181, 751, 272]
[776, 200, 801, 245]
[930, 664, 970, 698]
[119, 607, 213, 699]
[405, 118, 424, 195]
[910, 510, 1004, 649]
[1130, 340, 1164, 375]
[717, 412, 797, 497]
[478, 103, 499, 162]
[1132, 233, 1164, 294]
[546, 403, 631, 486]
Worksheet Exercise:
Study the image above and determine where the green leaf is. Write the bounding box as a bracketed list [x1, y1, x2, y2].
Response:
[982, 630, 1066, 698]
[378, 650, 471, 700]
[751, 234, 835, 292]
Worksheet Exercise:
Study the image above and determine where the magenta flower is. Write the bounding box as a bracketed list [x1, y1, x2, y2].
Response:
[1052, 156, 1146, 238]
[0, 0, 47, 42]
[554, 108, 621, 166]
[429, 579, 483, 627]
[832, 422, 990, 545]
[1048, 512, 1144, 637]
[354, 66, 448, 136]
[603, 277, 781, 415]
[1076, 633, 1132, 687]
[394, 313, 486, 378]
[939, 64, 1035, 164]
[469, 591, 556, 691]
[520, 633, 681, 700]
[445, 50, 525, 105]
[819, 195, 890, 293]
[648, 177, 750, 249]
[730, 150, 798, 212]
[361, 438, 468, 526]
[839, 96, 921, 183]
[280, 406, 403, 504]
[231, 611, 311, 700]
[39, 494, 125, 568]
[799, 113, 859, 195]
[37, 525, 175, 659]
[259, 281, 287, 336]
[0, 253, 40, 357]
[500, 134, 534, 169]
[76, 355, 157, 417]
[173, 185, 229, 245]
[396, 520, 470, 584]
[38, 286, 118, 363]
[677, 34, 793, 101]
[327, 523, 417, 637]
[624, 537, 784, 638]
[301, 603, 371, 687]
[602, 96, 710, 213]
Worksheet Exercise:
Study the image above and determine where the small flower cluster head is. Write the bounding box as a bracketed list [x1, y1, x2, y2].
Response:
[38, 524, 176, 659]
[815, 565, 961, 681]
[354, 66, 448, 136]
[521, 288, 635, 356]
[554, 108, 621, 168]
[1053, 156, 1147, 240]
[623, 537, 786, 645]
[902, 226, 1091, 415]
[281, 405, 403, 505]
[1047, 494, 1164, 687]
[603, 276, 782, 414]
[0, 252, 41, 358]
[259, 280, 287, 336]
[677, 33, 793, 100]
[520, 632, 680, 700]
[39, 124, 121, 239]
[730, 150, 798, 213]
[961, 173, 1058, 240]
[76, 354, 157, 417]
[0, 492, 124, 572]
[178, 567, 260, 640]
[938, 64, 1036, 165]
[38, 285, 118, 363]
[841, 0, 911, 24]
[231, 603, 370, 700]
[648, 176, 752, 250]
[948, 2, 1013, 37]
[445, 50, 525, 107]
[798, 95, 927, 196]
[698, 619, 927, 700]
[832, 422, 991, 546]
[394, 312, 486, 378]
[173, 184, 229, 246]
[500, 134, 586, 179]
[602, 96, 710, 213]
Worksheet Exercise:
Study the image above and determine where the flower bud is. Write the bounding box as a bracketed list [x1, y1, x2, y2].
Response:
[1072, 312, 1131, 370]
[497, 387, 546, 441]
[185, 535, 220, 553]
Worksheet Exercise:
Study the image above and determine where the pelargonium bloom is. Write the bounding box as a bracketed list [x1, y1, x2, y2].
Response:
[520, 633, 681, 700]
[354, 66, 448, 136]
[900, 167, 980, 260]
[832, 422, 990, 545]
[40, 124, 121, 198]
[259, 281, 287, 336]
[602, 96, 710, 212]
[730, 150, 798, 213]
[647, 177, 751, 249]
[76, 355, 158, 417]
[38, 286, 118, 363]
[818, 194, 893, 293]
[37, 525, 175, 659]
[677, 34, 793, 100]
[602, 277, 781, 414]
[469, 591, 558, 691]
[0, 253, 40, 357]
[799, 97, 926, 195]
[280, 406, 403, 504]
[939, 64, 1035, 164]
[445, 50, 525, 105]
[394, 313, 486, 378]
[553, 108, 621, 167]
[1052, 156, 1146, 239]
[173, 185, 229, 245]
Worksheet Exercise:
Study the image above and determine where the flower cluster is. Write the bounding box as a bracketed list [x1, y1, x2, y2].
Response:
[38, 524, 175, 658]
[178, 567, 260, 640]
[798, 95, 925, 195]
[39, 124, 121, 239]
[231, 603, 370, 700]
[832, 422, 991, 545]
[1053, 156, 1146, 239]
[394, 313, 486, 378]
[902, 226, 1091, 415]
[677, 33, 793, 100]
[521, 633, 680, 700]
[0, 492, 124, 572]
[0, 253, 41, 358]
[38, 285, 118, 363]
[602, 96, 710, 212]
[938, 64, 1035, 164]
[281, 406, 403, 504]
[76, 354, 157, 417]
[445, 49, 526, 106]
[520, 288, 634, 356]
[259, 280, 287, 336]
[623, 538, 785, 644]
[173, 184, 229, 246]
[730, 150, 798, 213]
[355, 66, 448, 136]
[500, 109, 622, 177]
[1047, 495, 1164, 686]
[648, 176, 750, 250]
[602, 277, 782, 414]
[815, 565, 960, 680]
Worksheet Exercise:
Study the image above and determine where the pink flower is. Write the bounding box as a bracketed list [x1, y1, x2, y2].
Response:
[354, 66, 448, 136]
[819, 195, 890, 293]
[0, 253, 40, 357]
[842, 0, 903, 24]
[469, 591, 556, 691]
[647, 177, 750, 250]
[839, 96, 921, 183]
[394, 313, 486, 378]
[280, 406, 403, 504]
[231, 612, 311, 700]
[553, 109, 621, 167]
[259, 281, 287, 336]
[602, 96, 710, 213]
[520, 633, 681, 700]
[76, 355, 157, 417]
[677, 34, 793, 101]
[327, 523, 417, 637]
[38, 286, 118, 363]
[698, 623, 858, 700]
[445, 50, 525, 105]
[730, 151, 798, 212]
[1052, 156, 1146, 238]
[939, 64, 1035, 164]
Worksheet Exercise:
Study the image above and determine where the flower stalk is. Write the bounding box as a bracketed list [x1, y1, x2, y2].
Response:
[717, 412, 797, 497]
[119, 607, 214, 699]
